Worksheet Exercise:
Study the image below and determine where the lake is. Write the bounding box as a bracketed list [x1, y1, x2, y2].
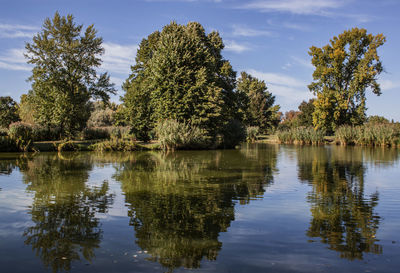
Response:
[0, 144, 399, 273]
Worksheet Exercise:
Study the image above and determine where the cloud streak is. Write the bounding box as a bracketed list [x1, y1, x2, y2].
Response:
[224, 40, 251, 53]
[246, 68, 312, 103]
[0, 48, 31, 71]
[101, 42, 138, 75]
[240, 0, 344, 15]
[0, 23, 38, 39]
[232, 25, 272, 37]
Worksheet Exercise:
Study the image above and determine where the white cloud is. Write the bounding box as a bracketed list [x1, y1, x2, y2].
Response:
[224, 40, 251, 53]
[380, 79, 400, 91]
[101, 42, 138, 75]
[291, 56, 313, 69]
[0, 23, 38, 39]
[240, 0, 344, 15]
[245, 68, 311, 103]
[232, 25, 272, 37]
[0, 48, 31, 71]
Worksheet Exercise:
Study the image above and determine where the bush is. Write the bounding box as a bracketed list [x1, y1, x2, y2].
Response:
[8, 122, 33, 151]
[219, 120, 246, 148]
[0, 128, 8, 137]
[31, 125, 62, 141]
[80, 127, 111, 140]
[155, 119, 210, 150]
[89, 138, 137, 152]
[246, 126, 259, 142]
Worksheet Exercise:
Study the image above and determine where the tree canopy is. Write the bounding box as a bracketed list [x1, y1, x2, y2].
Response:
[309, 28, 385, 133]
[236, 71, 280, 132]
[25, 12, 116, 136]
[122, 22, 238, 141]
[0, 96, 20, 128]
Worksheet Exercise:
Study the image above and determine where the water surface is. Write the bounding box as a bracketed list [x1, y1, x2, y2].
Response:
[0, 144, 399, 272]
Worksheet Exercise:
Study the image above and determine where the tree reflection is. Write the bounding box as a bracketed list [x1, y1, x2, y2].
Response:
[114, 145, 278, 271]
[18, 153, 114, 273]
[297, 146, 382, 260]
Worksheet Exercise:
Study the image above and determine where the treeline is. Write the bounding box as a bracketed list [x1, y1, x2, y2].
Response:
[0, 13, 281, 151]
[0, 12, 395, 151]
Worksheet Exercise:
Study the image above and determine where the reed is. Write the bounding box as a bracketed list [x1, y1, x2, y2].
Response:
[277, 127, 325, 145]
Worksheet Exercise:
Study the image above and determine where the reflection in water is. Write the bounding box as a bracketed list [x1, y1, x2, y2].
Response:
[114, 145, 278, 271]
[297, 146, 382, 260]
[17, 153, 114, 273]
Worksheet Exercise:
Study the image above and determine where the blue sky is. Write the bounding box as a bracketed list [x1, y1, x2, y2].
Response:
[0, 0, 399, 120]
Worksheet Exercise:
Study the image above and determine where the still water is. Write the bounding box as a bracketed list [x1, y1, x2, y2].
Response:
[0, 144, 399, 273]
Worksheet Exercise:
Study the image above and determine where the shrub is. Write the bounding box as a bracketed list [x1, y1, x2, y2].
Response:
[80, 127, 110, 140]
[219, 120, 246, 149]
[8, 122, 33, 151]
[31, 125, 62, 141]
[155, 119, 210, 150]
[0, 128, 8, 137]
[246, 126, 259, 142]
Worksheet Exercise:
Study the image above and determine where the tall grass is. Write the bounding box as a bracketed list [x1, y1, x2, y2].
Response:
[335, 124, 400, 147]
[155, 120, 210, 150]
[276, 127, 325, 145]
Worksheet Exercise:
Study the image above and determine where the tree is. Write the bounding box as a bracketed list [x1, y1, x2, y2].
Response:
[122, 22, 237, 141]
[236, 71, 280, 132]
[87, 101, 117, 127]
[309, 28, 385, 133]
[25, 12, 116, 136]
[297, 99, 315, 127]
[18, 94, 36, 124]
[0, 96, 20, 128]
[367, 115, 389, 124]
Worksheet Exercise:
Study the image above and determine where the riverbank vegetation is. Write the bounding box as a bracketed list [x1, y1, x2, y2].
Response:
[0, 12, 397, 152]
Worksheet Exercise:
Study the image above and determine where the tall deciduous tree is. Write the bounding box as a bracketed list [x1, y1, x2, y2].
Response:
[297, 99, 315, 127]
[122, 22, 237, 141]
[308, 28, 385, 133]
[0, 96, 20, 128]
[25, 12, 116, 136]
[236, 71, 280, 132]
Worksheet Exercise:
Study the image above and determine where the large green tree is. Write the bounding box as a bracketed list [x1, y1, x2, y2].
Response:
[236, 71, 280, 131]
[122, 22, 237, 141]
[25, 12, 116, 136]
[308, 28, 385, 133]
[0, 96, 20, 128]
[297, 99, 315, 127]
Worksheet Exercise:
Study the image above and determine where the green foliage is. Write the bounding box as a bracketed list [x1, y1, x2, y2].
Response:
[122, 21, 237, 141]
[31, 125, 62, 141]
[219, 119, 246, 148]
[309, 28, 386, 133]
[56, 141, 81, 152]
[280, 110, 301, 129]
[0, 136, 19, 152]
[8, 122, 34, 151]
[89, 139, 137, 152]
[80, 127, 111, 140]
[0, 96, 20, 128]
[236, 72, 280, 132]
[335, 124, 400, 147]
[367, 115, 389, 125]
[246, 126, 260, 142]
[155, 119, 210, 150]
[18, 94, 36, 124]
[277, 127, 325, 145]
[87, 101, 117, 127]
[25, 12, 116, 137]
[297, 99, 315, 127]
